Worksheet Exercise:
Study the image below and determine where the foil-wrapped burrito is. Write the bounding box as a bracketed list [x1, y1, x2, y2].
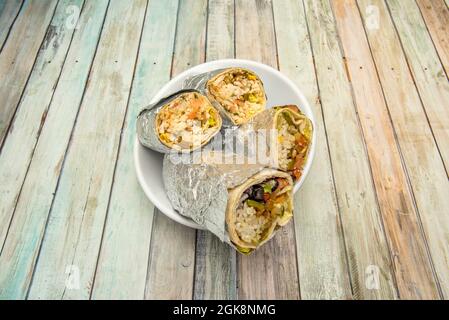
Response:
[236, 105, 313, 182]
[137, 90, 222, 153]
[163, 151, 294, 254]
[184, 68, 267, 126]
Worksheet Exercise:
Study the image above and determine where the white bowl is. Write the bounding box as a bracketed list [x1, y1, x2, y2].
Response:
[134, 59, 316, 229]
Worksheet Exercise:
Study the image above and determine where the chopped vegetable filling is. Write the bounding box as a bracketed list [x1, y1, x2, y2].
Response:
[277, 107, 312, 181]
[156, 92, 221, 150]
[235, 178, 291, 245]
[207, 69, 265, 125]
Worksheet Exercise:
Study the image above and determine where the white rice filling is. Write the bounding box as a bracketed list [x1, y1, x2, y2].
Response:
[157, 92, 219, 149]
[208, 70, 265, 124]
[235, 202, 270, 244]
[277, 116, 296, 170]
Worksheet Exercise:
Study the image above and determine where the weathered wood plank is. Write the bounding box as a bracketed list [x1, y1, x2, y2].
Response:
[359, 0, 449, 299]
[0, 0, 23, 50]
[386, 0, 449, 172]
[0, 0, 108, 299]
[194, 232, 237, 300]
[27, 0, 147, 300]
[194, 0, 237, 300]
[235, 0, 277, 66]
[145, 213, 197, 299]
[332, 0, 439, 299]
[416, 0, 449, 76]
[0, 0, 84, 257]
[0, 0, 58, 146]
[273, 0, 352, 300]
[144, 0, 207, 300]
[91, 0, 179, 300]
[235, 0, 300, 300]
[205, 0, 234, 62]
[299, 0, 401, 300]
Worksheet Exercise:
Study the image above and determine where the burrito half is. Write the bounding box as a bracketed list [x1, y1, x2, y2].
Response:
[163, 152, 293, 254]
[275, 105, 313, 181]
[237, 105, 313, 182]
[206, 68, 266, 125]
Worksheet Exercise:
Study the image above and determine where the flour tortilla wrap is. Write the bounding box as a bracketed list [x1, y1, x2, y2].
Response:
[237, 105, 313, 182]
[137, 90, 222, 153]
[163, 151, 293, 254]
[206, 68, 267, 125]
[226, 169, 293, 253]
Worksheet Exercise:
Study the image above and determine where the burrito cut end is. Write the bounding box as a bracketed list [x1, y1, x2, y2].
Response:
[275, 105, 313, 182]
[156, 92, 222, 151]
[226, 170, 294, 253]
[207, 68, 266, 125]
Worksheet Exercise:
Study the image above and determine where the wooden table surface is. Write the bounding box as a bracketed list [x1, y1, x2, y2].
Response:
[0, 0, 448, 300]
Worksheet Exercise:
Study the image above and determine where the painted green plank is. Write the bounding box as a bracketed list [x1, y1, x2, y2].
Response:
[144, 0, 207, 300]
[205, 0, 234, 62]
[90, 0, 179, 300]
[273, 0, 352, 300]
[235, 0, 300, 300]
[359, 0, 449, 298]
[0, 0, 23, 50]
[194, 0, 237, 300]
[27, 0, 147, 300]
[0, 0, 84, 255]
[387, 0, 449, 171]
[0, 0, 109, 300]
[0, 0, 58, 146]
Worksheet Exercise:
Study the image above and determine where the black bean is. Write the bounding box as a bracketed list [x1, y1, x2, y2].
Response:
[252, 186, 265, 201]
[271, 179, 279, 191]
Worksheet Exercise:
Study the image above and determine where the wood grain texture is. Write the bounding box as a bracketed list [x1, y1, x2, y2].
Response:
[359, 0, 449, 299]
[416, 0, 449, 77]
[0, 0, 23, 50]
[0, 0, 58, 146]
[273, 0, 352, 300]
[91, 0, 179, 300]
[0, 0, 108, 299]
[205, 0, 234, 62]
[386, 0, 449, 172]
[304, 0, 396, 299]
[194, 0, 237, 300]
[332, 0, 440, 299]
[235, 0, 300, 300]
[144, 0, 207, 300]
[0, 0, 446, 301]
[0, 0, 84, 257]
[27, 0, 147, 300]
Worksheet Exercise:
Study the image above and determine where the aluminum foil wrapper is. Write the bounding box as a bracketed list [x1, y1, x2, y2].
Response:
[183, 69, 225, 96]
[163, 149, 265, 243]
[233, 106, 313, 172]
[136, 89, 204, 153]
[234, 107, 280, 165]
